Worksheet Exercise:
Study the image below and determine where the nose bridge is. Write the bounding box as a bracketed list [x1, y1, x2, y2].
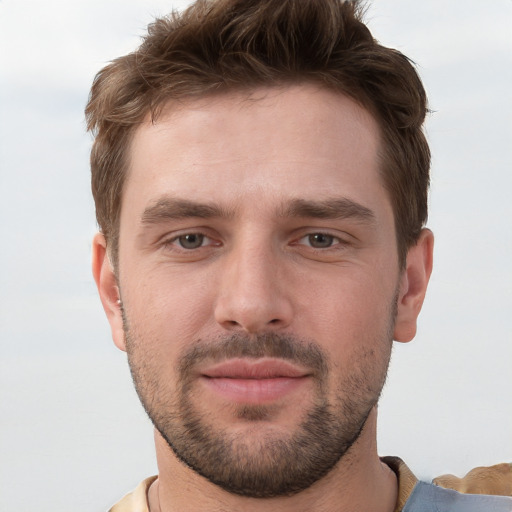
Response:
[214, 232, 292, 333]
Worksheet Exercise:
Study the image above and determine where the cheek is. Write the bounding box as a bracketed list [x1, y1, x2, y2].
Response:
[295, 267, 397, 340]
[121, 268, 216, 353]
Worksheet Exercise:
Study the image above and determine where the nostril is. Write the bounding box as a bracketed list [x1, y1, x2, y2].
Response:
[269, 319, 280, 324]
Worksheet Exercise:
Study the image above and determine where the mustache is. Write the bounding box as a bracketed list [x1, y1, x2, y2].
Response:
[178, 332, 328, 377]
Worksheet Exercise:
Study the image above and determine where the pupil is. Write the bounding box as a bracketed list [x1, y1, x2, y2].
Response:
[179, 234, 204, 249]
[309, 233, 333, 248]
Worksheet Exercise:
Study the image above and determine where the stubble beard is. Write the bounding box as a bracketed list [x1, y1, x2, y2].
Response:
[124, 315, 394, 498]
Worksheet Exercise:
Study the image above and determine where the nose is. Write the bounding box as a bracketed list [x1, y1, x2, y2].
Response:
[214, 241, 293, 334]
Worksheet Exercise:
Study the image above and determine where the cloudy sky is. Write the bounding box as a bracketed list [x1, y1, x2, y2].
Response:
[0, 0, 511, 510]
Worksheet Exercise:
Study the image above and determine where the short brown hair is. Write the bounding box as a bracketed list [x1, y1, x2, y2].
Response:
[86, 0, 430, 269]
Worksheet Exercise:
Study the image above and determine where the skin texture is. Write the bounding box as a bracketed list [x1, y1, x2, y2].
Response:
[93, 84, 433, 511]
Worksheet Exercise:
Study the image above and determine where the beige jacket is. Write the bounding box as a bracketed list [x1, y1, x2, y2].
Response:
[109, 458, 512, 512]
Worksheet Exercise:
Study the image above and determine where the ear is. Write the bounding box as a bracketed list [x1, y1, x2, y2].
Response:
[394, 228, 434, 343]
[92, 233, 126, 351]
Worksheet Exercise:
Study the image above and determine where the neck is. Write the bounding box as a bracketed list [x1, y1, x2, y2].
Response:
[148, 408, 397, 512]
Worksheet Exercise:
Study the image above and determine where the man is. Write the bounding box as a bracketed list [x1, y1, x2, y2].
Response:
[86, 0, 512, 510]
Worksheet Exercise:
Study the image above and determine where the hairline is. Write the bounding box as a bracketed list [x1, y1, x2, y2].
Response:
[106, 81, 411, 272]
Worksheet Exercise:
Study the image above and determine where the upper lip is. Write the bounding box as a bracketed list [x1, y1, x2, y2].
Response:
[200, 358, 310, 379]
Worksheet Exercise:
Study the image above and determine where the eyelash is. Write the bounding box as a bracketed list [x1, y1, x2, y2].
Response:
[296, 233, 346, 250]
[161, 230, 349, 253]
[163, 232, 217, 251]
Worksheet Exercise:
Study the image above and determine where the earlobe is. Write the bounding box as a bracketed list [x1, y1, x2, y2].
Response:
[92, 233, 126, 352]
[393, 229, 434, 343]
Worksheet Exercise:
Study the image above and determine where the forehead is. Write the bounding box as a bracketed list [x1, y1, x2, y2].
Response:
[124, 84, 386, 217]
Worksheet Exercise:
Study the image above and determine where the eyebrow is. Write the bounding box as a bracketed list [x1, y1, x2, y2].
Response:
[281, 198, 376, 223]
[140, 196, 376, 225]
[141, 198, 234, 224]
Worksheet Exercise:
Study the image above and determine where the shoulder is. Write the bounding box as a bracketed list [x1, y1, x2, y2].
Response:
[433, 462, 512, 496]
[382, 457, 512, 512]
[108, 476, 157, 512]
[404, 481, 512, 512]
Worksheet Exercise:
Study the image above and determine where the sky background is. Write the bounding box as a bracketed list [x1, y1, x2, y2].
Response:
[0, 0, 511, 510]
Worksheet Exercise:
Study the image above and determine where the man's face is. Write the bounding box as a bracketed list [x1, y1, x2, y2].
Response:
[113, 85, 405, 496]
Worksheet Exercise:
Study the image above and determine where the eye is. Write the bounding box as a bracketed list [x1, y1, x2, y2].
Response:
[174, 233, 208, 249]
[302, 233, 338, 249]
[160, 231, 221, 260]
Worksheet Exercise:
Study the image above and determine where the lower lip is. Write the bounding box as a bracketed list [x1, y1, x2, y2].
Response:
[200, 376, 309, 404]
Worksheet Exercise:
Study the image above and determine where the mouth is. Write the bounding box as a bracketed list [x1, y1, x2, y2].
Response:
[199, 358, 312, 404]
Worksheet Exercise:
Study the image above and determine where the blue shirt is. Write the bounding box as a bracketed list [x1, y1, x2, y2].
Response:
[404, 481, 512, 511]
